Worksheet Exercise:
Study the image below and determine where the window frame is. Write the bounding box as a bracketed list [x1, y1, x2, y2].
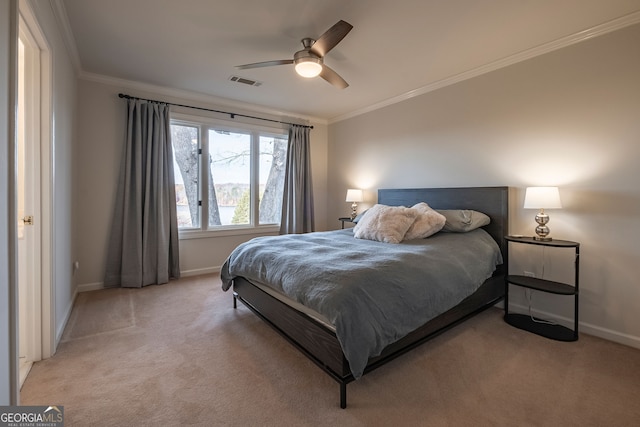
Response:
[171, 112, 287, 239]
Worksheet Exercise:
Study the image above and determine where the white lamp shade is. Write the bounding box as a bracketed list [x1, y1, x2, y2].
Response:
[345, 189, 363, 202]
[523, 187, 562, 209]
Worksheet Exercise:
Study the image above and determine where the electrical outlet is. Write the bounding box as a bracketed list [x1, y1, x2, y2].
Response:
[524, 271, 535, 278]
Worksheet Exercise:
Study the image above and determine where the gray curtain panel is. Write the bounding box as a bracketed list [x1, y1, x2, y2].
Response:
[104, 99, 180, 288]
[280, 125, 315, 234]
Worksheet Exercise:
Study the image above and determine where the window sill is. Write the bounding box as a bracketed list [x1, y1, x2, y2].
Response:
[179, 225, 280, 240]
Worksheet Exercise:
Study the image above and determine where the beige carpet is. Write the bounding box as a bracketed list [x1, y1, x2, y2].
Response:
[21, 274, 640, 426]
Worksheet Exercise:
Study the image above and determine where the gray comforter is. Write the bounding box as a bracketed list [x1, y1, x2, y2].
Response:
[221, 228, 502, 378]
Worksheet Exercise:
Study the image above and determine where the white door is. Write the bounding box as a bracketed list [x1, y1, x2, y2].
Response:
[17, 12, 43, 388]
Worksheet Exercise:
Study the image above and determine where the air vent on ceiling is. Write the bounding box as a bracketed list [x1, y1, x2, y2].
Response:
[229, 76, 262, 87]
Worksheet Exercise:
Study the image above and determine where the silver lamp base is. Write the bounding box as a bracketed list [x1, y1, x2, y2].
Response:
[350, 202, 358, 220]
[533, 210, 552, 241]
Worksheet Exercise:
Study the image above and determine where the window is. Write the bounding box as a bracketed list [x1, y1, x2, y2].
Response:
[171, 115, 287, 234]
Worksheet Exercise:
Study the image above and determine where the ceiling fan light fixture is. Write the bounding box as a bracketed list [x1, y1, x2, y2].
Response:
[294, 57, 322, 78]
[236, 21, 352, 88]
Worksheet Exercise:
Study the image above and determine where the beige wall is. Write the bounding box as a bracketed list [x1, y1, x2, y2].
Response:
[73, 78, 329, 288]
[328, 24, 640, 347]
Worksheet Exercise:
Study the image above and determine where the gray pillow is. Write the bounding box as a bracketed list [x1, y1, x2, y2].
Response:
[437, 209, 490, 232]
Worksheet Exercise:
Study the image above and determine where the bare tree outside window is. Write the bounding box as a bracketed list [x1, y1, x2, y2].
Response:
[259, 136, 287, 224]
[171, 124, 201, 227]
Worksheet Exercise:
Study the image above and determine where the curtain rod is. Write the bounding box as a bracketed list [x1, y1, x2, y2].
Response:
[118, 93, 313, 129]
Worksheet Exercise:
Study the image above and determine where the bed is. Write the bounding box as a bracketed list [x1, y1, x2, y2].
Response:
[221, 186, 509, 408]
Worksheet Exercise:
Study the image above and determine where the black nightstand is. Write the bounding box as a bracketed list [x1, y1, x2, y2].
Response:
[504, 236, 580, 341]
[338, 217, 355, 229]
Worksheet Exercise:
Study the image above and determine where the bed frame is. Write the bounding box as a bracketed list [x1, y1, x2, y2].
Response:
[231, 186, 509, 408]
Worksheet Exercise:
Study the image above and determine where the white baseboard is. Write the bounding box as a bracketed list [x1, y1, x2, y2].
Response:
[76, 266, 222, 292]
[55, 287, 78, 347]
[180, 266, 221, 277]
[76, 282, 104, 292]
[508, 303, 640, 350]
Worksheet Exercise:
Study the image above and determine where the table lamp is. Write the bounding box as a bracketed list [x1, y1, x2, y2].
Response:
[345, 189, 363, 220]
[523, 186, 562, 241]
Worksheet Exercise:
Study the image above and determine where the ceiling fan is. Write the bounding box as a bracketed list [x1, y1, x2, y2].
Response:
[236, 20, 353, 89]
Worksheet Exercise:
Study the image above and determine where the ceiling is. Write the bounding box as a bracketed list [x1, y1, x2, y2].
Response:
[60, 0, 640, 122]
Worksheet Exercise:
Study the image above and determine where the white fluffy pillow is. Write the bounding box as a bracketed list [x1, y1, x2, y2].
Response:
[403, 202, 447, 240]
[353, 204, 418, 244]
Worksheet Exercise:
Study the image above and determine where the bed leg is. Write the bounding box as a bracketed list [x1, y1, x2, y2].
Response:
[340, 382, 347, 409]
[233, 292, 238, 309]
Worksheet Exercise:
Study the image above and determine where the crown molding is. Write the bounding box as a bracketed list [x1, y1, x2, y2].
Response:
[78, 71, 328, 126]
[49, 0, 82, 73]
[329, 10, 640, 124]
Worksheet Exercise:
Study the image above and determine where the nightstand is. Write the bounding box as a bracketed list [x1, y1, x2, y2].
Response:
[504, 236, 580, 341]
[338, 217, 355, 229]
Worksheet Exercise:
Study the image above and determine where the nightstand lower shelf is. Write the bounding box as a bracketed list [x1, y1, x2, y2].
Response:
[504, 313, 577, 342]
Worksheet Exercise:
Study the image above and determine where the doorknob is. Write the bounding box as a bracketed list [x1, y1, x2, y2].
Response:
[23, 215, 34, 226]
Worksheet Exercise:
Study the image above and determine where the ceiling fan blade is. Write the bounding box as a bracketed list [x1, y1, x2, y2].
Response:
[309, 20, 353, 58]
[236, 59, 293, 70]
[319, 65, 348, 89]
